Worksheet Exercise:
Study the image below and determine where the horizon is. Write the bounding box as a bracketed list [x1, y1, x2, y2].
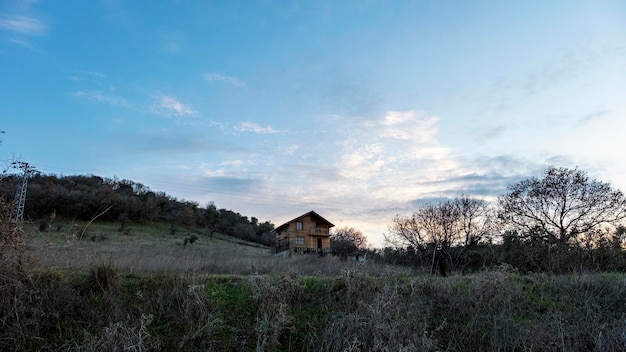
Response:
[2, 1, 625, 246]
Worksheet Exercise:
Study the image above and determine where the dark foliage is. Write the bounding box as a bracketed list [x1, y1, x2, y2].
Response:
[377, 168, 626, 274]
[330, 227, 368, 259]
[0, 173, 275, 246]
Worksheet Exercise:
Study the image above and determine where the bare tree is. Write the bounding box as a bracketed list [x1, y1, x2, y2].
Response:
[386, 213, 428, 251]
[386, 196, 494, 275]
[498, 166, 626, 246]
[387, 196, 492, 248]
[456, 196, 494, 247]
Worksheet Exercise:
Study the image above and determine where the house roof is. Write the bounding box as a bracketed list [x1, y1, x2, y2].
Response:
[274, 210, 335, 232]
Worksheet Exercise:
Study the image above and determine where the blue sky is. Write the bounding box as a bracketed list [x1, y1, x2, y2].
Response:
[1, 0, 625, 245]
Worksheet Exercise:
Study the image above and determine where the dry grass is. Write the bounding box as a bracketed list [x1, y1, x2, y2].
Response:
[315, 269, 438, 352]
[6, 220, 626, 351]
[2, 263, 626, 351]
[24, 220, 413, 276]
[25, 220, 271, 272]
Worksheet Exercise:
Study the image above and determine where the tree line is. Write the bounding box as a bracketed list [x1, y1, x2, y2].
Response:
[368, 166, 626, 274]
[3, 166, 625, 274]
[0, 173, 275, 246]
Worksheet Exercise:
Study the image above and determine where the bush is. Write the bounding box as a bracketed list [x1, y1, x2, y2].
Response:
[184, 234, 199, 246]
[84, 262, 121, 294]
[0, 197, 26, 270]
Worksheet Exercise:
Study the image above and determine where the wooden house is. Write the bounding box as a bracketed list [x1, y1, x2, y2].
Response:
[274, 211, 334, 255]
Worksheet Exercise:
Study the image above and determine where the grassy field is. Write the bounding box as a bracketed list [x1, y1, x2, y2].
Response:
[25, 220, 273, 273]
[3, 220, 626, 351]
[24, 219, 404, 276]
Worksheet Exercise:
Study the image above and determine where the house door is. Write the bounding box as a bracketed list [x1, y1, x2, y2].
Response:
[317, 238, 322, 249]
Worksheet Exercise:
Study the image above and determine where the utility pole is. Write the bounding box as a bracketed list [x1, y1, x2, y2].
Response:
[11, 161, 35, 222]
[0, 132, 35, 221]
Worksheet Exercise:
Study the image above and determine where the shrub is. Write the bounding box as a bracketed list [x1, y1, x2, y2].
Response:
[248, 273, 300, 351]
[184, 234, 199, 246]
[80, 313, 159, 351]
[84, 262, 121, 294]
[0, 197, 26, 270]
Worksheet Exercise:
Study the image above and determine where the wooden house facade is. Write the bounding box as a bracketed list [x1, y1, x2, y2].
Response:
[274, 211, 334, 255]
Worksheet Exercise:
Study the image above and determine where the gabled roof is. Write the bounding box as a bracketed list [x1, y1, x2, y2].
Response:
[274, 210, 335, 232]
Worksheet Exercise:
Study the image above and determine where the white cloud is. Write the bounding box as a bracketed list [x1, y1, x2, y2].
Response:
[0, 14, 46, 35]
[277, 144, 301, 156]
[221, 160, 244, 167]
[70, 91, 194, 119]
[68, 90, 130, 108]
[67, 70, 105, 82]
[341, 111, 451, 180]
[235, 122, 280, 134]
[204, 73, 246, 87]
[7, 37, 38, 50]
[202, 168, 226, 177]
[366, 110, 440, 142]
[381, 110, 415, 126]
[262, 110, 464, 214]
[152, 95, 194, 117]
[207, 120, 225, 130]
[340, 143, 386, 180]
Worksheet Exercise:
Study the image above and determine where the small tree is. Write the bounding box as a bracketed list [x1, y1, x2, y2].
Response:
[330, 227, 368, 259]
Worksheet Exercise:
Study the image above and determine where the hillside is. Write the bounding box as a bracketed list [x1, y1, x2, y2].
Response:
[0, 173, 276, 247]
[25, 220, 272, 273]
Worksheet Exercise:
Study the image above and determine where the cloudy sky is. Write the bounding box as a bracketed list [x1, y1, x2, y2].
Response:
[1, 0, 625, 245]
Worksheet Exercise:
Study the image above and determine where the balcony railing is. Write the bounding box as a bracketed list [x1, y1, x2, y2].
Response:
[291, 247, 330, 255]
[312, 228, 329, 235]
[281, 228, 330, 236]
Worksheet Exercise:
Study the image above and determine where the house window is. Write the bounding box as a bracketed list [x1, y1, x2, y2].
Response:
[295, 236, 304, 245]
[296, 221, 303, 230]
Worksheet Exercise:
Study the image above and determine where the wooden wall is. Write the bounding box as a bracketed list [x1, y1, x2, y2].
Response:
[277, 214, 331, 250]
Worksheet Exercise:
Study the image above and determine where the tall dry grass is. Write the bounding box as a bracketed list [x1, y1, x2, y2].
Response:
[2, 262, 626, 351]
[5, 220, 626, 350]
[0, 198, 27, 270]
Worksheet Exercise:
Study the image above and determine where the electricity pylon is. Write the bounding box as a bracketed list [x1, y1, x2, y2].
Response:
[11, 161, 35, 222]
